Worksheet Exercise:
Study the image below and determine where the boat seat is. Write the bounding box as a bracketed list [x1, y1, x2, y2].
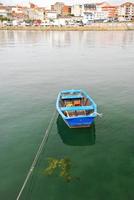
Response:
[61, 105, 94, 111]
[61, 95, 83, 100]
[77, 110, 86, 116]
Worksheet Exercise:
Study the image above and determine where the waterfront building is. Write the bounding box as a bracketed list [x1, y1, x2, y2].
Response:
[94, 10, 108, 21]
[81, 3, 97, 23]
[62, 5, 71, 16]
[57, 16, 83, 26]
[53, 18, 66, 26]
[26, 3, 45, 21]
[51, 2, 64, 15]
[82, 12, 95, 23]
[11, 6, 27, 20]
[82, 3, 96, 12]
[0, 4, 8, 17]
[96, 2, 118, 21]
[71, 4, 83, 16]
[101, 5, 118, 20]
[28, 7, 44, 20]
[45, 10, 58, 19]
[118, 2, 134, 21]
[0, 1, 134, 23]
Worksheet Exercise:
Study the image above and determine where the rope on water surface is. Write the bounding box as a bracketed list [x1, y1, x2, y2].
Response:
[90, 111, 103, 118]
[16, 110, 57, 200]
[95, 112, 103, 118]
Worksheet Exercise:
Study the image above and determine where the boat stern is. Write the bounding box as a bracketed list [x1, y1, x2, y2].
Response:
[65, 116, 95, 128]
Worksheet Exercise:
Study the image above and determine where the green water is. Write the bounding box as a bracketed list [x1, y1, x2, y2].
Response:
[0, 31, 134, 200]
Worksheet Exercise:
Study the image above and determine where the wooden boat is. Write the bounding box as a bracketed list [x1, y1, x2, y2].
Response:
[56, 89, 97, 128]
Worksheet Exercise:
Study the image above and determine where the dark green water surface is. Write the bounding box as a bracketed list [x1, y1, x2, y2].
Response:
[0, 31, 134, 200]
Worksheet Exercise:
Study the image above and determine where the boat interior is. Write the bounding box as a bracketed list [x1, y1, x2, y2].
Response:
[59, 94, 94, 117]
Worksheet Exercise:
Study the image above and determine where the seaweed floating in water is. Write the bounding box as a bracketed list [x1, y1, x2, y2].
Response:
[44, 157, 76, 182]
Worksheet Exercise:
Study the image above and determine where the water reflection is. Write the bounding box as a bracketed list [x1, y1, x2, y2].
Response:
[57, 115, 96, 146]
[0, 31, 134, 49]
[47, 31, 71, 48]
[0, 31, 46, 46]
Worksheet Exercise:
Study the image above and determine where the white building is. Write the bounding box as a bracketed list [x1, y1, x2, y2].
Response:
[94, 11, 108, 21]
[95, 5, 108, 21]
[54, 18, 66, 26]
[82, 3, 96, 23]
[71, 4, 82, 16]
[82, 3, 108, 23]
[45, 10, 58, 19]
[82, 12, 95, 24]
[28, 8, 44, 20]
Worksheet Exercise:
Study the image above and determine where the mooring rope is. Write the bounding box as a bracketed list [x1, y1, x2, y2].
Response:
[16, 110, 57, 200]
[96, 112, 103, 118]
[90, 111, 103, 118]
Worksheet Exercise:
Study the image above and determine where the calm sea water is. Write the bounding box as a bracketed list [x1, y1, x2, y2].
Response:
[0, 31, 134, 200]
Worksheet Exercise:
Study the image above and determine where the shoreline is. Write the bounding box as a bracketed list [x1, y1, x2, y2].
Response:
[0, 23, 134, 31]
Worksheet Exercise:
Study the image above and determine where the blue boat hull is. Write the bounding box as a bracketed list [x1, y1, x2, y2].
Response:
[64, 116, 95, 128]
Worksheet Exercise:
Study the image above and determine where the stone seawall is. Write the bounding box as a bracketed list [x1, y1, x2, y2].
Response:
[0, 23, 134, 31]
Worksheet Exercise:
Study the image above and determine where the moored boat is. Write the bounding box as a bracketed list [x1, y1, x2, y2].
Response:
[56, 89, 97, 128]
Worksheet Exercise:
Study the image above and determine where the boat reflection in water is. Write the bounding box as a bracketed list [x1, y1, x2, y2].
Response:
[57, 115, 96, 146]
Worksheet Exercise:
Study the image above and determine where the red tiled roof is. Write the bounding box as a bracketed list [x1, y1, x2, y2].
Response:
[120, 2, 134, 7]
[96, 1, 109, 6]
